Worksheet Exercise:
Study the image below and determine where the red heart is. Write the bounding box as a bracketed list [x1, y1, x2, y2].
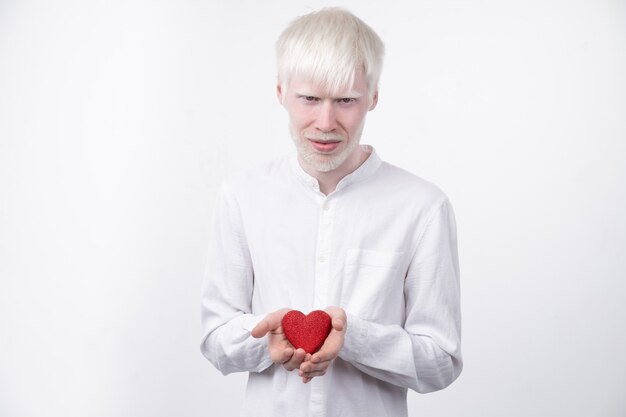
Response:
[281, 310, 332, 354]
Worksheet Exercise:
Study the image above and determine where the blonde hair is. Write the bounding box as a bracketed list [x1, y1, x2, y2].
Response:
[276, 7, 385, 100]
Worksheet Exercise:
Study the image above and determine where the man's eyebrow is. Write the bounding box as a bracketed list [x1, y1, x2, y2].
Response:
[294, 90, 318, 97]
[336, 91, 363, 99]
[293, 90, 363, 99]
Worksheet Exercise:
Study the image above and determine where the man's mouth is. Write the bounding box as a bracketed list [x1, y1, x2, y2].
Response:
[308, 139, 342, 153]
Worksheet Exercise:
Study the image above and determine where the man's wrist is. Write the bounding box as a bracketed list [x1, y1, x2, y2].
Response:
[338, 311, 368, 363]
[241, 313, 273, 372]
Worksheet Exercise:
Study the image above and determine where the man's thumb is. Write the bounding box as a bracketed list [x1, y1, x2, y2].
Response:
[251, 320, 269, 338]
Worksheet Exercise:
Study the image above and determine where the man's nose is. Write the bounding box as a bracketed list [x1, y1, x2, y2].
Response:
[315, 101, 337, 132]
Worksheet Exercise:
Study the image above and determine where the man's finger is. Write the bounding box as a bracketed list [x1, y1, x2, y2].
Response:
[299, 369, 327, 378]
[331, 317, 344, 331]
[303, 370, 327, 378]
[251, 308, 290, 338]
[283, 348, 306, 371]
[277, 347, 294, 364]
[250, 320, 270, 338]
[251, 316, 278, 338]
[300, 358, 330, 373]
[311, 333, 343, 362]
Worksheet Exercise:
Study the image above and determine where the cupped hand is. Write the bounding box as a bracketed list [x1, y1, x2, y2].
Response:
[298, 306, 347, 383]
[251, 308, 307, 371]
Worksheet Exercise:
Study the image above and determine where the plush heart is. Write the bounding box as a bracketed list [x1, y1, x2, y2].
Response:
[281, 310, 332, 354]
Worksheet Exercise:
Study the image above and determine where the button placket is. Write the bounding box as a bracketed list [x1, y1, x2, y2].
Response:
[311, 199, 333, 417]
[313, 199, 333, 311]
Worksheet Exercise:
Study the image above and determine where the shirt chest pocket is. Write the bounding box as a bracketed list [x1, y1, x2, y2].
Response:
[340, 248, 405, 322]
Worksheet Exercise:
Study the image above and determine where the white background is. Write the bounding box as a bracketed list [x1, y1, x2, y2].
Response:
[1, 0, 625, 416]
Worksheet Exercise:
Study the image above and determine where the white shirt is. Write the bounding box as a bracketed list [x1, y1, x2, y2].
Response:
[201, 146, 462, 417]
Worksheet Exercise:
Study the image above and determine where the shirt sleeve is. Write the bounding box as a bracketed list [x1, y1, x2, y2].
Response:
[200, 183, 273, 375]
[338, 198, 462, 393]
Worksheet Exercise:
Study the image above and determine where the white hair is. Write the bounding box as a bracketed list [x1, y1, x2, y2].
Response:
[276, 8, 385, 100]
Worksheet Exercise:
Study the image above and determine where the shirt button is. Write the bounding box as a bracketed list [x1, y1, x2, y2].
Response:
[323, 204, 330, 211]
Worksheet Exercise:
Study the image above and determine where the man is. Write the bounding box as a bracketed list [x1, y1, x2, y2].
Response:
[201, 8, 462, 417]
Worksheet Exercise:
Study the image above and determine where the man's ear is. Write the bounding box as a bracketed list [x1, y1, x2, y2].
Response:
[369, 90, 379, 111]
[276, 83, 284, 105]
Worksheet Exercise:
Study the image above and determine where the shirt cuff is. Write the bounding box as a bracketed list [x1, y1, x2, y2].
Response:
[339, 311, 368, 363]
[240, 313, 266, 333]
[240, 313, 273, 373]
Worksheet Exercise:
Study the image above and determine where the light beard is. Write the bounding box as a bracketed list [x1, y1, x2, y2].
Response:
[289, 124, 362, 173]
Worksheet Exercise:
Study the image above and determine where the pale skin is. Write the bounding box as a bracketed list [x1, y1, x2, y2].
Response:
[251, 307, 347, 383]
[278, 69, 378, 195]
[251, 69, 377, 383]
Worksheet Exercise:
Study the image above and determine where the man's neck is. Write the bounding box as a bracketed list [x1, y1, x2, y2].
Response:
[299, 146, 370, 195]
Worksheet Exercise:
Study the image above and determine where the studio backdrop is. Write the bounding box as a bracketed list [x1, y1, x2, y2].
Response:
[1, 1, 625, 416]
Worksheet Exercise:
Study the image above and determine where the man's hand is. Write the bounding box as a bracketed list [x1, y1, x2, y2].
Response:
[298, 306, 347, 383]
[251, 308, 306, 371]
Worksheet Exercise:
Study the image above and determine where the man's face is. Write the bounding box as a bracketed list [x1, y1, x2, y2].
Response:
[278, 69, 377, 173]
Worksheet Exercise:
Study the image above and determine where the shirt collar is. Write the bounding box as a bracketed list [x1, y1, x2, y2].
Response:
[290, 145, 382, 193]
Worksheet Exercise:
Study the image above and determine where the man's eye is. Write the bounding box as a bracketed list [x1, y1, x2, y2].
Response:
[304, 96, 318, 102]
[339, 98, 355, 104]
